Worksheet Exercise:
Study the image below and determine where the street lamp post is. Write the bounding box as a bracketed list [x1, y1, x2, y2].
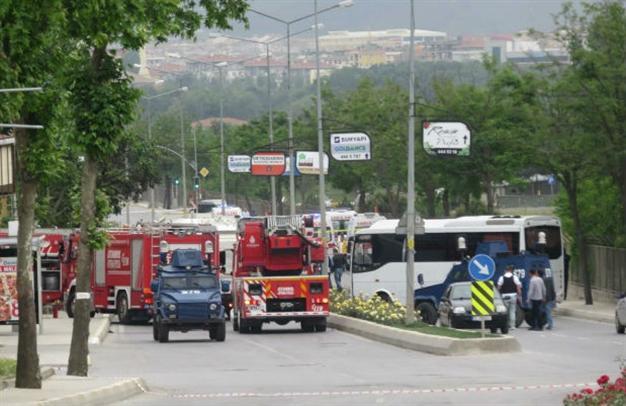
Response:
[405, 0, 417, 324]
[212, 28, 313, 217]
[249, 0, 352, 216]
[141, 85, 189, 222]
[217, 62, 227, 215]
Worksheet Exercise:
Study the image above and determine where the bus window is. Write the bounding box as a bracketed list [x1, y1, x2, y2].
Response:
[353, 234, 403, 273]
[525, 226, 562, 259]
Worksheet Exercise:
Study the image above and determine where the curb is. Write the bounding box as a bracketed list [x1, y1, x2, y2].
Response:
[0, 366, 56, 391]
[328, 314, 521, 356]
[89, 315, 113, 345]
[39, 377, 147, 406]
[554, 306, 614, 324]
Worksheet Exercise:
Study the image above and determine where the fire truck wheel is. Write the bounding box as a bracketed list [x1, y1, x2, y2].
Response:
[156, 315, 169, 343]
[238, 313, 250, 334]
[315, 318, 327, 332]
[65, 290, 75, 318]
[117, 292, 131, 324]
[233, 312, 240, 331]
[211, 323, 226, 342]
[250, 322, 262, 334]
[301, 320, 315, 333]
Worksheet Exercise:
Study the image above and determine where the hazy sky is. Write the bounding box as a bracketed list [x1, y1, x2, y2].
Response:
[225, 0, 583, 37]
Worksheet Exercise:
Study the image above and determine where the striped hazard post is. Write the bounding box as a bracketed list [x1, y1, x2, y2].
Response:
[471, 281, 495, 316]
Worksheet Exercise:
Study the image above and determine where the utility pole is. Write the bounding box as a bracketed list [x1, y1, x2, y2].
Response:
[405, 0, 417, 325]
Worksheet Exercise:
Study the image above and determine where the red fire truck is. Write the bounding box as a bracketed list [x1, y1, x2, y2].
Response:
[64, 224, 221, 323]
[232, 216, 329, 333]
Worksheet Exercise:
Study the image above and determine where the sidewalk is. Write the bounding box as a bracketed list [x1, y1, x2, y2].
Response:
[0, 313, 147, 405]
[554, 299, 615, 324]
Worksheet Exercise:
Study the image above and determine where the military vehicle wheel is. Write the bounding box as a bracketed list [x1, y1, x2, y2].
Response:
[315, 318, 327, 332]
[416, 302, 438, 325]
[212, 323, 226, 341]
[156, 315, 169, 343]
[117, 292, 131, 324]
[301, 320, 315, 332]
[152, 319, 158, 341]
[66, 290, 75, 318]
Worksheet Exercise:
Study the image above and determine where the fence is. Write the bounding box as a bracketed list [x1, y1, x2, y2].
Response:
[570, 244, 626, 295]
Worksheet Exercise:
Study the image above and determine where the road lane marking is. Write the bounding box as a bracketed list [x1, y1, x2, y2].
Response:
[169, 382, 596, 399]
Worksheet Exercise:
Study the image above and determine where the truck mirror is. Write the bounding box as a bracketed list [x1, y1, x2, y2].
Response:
[220, 251, 226, 266]
[417, 273, 424, 286]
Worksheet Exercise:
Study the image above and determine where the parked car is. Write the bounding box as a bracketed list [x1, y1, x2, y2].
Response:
[438, 282, 510, 334]
[616, 293, 626, 334]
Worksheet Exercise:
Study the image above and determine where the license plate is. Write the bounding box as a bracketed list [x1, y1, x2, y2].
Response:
[472, 316, 492, 321]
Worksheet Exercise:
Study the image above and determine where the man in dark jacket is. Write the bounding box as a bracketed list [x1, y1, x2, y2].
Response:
[541, 269, 557, 330]
[331, 249, 346, 291]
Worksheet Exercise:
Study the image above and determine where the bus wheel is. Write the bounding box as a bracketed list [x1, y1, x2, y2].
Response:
[416, 302, 438, 325]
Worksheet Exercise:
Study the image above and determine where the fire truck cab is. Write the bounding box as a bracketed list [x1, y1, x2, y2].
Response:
[232, 216, 329, 333]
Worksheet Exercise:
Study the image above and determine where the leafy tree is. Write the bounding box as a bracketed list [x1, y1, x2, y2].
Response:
[63, 0, 248, 377]
[0, 0, 68, 388]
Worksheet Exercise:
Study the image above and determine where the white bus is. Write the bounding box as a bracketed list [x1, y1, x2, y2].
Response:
[349, 215, 564, 305]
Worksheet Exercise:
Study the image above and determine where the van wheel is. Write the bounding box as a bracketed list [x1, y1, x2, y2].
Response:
[117, 292, 131, 324]
[65, 290, 75, 318]
[416, 302, 438, 325]
[616, 313, 625, 334]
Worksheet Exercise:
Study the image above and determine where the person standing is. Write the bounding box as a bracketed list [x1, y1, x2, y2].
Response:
[497, 265, 522, 330]
[332, 249, 346, 291]
[541, 269, 557, 330]
[528, 268, 546, 331]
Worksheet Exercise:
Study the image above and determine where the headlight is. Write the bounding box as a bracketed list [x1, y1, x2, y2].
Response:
[168, 303, 176, 312]
[453, 306, 466, 314]
[496, 305, 507, 313]
[209, 303, 218, 311]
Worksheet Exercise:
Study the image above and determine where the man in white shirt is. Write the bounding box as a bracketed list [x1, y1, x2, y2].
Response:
[497, 265, 522, 330]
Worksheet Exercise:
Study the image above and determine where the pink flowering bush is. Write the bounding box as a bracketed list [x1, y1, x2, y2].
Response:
[564, 369, 626, 405]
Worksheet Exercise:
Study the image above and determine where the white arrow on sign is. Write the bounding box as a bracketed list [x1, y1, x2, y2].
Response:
[473, 259, 490, 275]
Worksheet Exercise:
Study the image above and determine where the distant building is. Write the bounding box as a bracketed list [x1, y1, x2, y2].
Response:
[320, 29, 447, 52]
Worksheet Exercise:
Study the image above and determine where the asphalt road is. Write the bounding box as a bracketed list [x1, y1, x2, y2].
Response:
[90, 316, 625, 406]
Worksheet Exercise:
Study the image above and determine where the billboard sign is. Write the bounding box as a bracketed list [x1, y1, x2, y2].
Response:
[422, 121, 471, 156]
[227, 155, 251, 173]
[330, 132, 371, 161]
[251, 152, 286, 176]
[295, 151, 329, 175]
[0, 137, 15, 195]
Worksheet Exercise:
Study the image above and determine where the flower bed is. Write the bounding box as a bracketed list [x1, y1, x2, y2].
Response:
[564, 369, 626, 405]
[329, 290, 495, 339]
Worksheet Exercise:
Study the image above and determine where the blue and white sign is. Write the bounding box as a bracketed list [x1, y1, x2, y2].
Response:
[330, 132, 371, 161]
[468, 254, 495, 282]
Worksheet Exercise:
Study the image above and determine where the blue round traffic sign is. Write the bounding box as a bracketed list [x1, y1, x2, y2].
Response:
[468, 254, 496, 281]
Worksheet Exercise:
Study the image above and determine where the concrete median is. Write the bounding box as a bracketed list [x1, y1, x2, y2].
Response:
[89, 314, 113, 345]
[328, 314, 521, 356]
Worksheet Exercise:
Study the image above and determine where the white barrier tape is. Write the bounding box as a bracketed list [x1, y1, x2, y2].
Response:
[171, 382, 596, 399]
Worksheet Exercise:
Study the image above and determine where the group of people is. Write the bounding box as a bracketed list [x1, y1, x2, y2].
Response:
[497, 264, 557, 331]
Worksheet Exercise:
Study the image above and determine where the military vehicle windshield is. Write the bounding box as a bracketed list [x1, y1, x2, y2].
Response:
[161, 275, 218, 290]
[190, 275, 217, 289]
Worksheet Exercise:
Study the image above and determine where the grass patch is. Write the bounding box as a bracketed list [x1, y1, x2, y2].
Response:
[391, 322, 499, 339]
[0, 358, 17, 380]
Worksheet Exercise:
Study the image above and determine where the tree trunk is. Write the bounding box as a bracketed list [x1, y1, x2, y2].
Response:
[442, 188, 450, 217]
[358, 184, 366, 212]
[424, 186, 436, 218]
[67, 155, 97, 376]
[163, 175, 171, 210]
[484, 176, 495, 213]
[564, 172, 593, 305]
[14, 126, 42, 388]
